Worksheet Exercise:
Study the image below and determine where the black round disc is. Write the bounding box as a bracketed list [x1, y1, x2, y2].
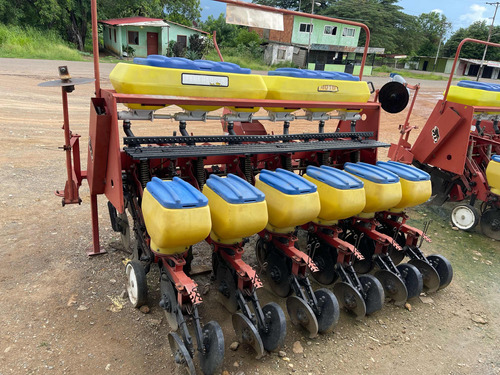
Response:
[168, 332, 195, 375]
[379, 81, 410, 114]
[286, 295, 319, 338]
[260, 302, 287, 351]
[427, 254, 454, 290]
[480, 208, 500, 240]
[333, 281, 366, 318]
[216, 263, 238, 313]
[314, 288, 340, 333]
[358, 274, 385, 315]
[311, 242, 339, 285]
[344, 232, 375, 274]
[396, 263, 423, 300]
[160, 276, 179, 330]
[408, 258, 441, 293]
[374, 269, 408, 305]
[199, 321, 225, 375]
[232, 313, 264, 359]
[267, 251, 292, 298]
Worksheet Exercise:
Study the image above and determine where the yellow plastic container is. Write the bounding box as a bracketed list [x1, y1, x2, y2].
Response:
[344, 162, 402, 214]
[447, 85, 500, 109]
[262, 75, 370, 113]
[142, 177, 211, 254]
[255, 169, 320, 232]
[486, 155, 500, 196]
[203, 174, 268, 244]
[376, 161, 431, 210]
[110, 62, 268, 112]
[304, 166, 366, 223]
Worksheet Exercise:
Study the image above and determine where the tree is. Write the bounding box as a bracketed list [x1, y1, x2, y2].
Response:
[200, 13, 240, 48]
[416, 12, 450, 56]
[443, 21, 500, 60]
[321, 0, 419, 53]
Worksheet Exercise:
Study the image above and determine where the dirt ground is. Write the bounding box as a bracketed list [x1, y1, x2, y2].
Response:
[0, 57, 499, 375]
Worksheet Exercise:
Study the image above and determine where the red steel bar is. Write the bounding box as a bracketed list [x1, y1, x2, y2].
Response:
[91, 0, 101, 96]
[214, 0, 371, 80]
[61, 88, 75, 203]
[213, 31, 224, 62]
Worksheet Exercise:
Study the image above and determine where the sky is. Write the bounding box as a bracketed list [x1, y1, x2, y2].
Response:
[200, 0, 500, 34]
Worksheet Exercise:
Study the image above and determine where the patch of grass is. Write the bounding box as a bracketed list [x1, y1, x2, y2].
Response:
[372, 65, 453, 81]
[0, 24, 83, 61]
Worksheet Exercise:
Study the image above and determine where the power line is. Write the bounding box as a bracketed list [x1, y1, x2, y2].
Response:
[477, 2, 500, 80]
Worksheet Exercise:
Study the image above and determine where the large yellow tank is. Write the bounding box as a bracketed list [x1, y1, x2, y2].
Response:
[486, 155, 500, 195]
[447, 82, 500, 109]
[203, 174, 268, 244]
[142, 177, 211, 254]
[303, 165, 365, 224]
[262, 70, 370, 113]
[376, 161, 432, 210]
[255, 169, 320, 232]
[344, 162, 402, 214]
[110, 60, 268, 112]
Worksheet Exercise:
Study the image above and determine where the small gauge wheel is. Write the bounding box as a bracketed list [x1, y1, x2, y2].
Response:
[408, 258, 441, 293]
[396, 263, 423, 300]
[259, 302, 287, 352]
[168, 332, 195, 375]
[358, 274, 385, 315]
[427, 254, 453, 289]
[451, 204, 479, 231]
[199, 321, 225, 375]
[125, 260, 147, 308]
[314, 288, 340, 333]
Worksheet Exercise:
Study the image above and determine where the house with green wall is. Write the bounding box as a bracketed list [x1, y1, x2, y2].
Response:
[251, 14, 383, 74]
[100, 17, 208, 58]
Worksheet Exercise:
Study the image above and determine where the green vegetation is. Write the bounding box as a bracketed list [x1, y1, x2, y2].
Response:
[0, 24, 83, 60]
[372, 66, 451, 81]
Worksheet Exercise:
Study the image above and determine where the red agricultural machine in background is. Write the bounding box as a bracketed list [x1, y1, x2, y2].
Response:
[390, 38, 500, 240]
[40, 0, 455, 373]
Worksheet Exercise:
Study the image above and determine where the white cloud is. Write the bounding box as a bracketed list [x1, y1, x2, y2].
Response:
[432, 9, 443, 14]
[459, 4, 488, 25]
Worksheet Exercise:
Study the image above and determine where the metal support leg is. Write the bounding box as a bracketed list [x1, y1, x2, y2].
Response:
[87, 193, 106, 256]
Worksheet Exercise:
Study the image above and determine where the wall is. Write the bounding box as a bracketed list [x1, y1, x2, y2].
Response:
[167, 24, 204, 49]
[119, 25, 166, 57]
[291, 16, 360, 47]
[250, 14, 294, 44]
[264, 44, 294, 65]
[103, 25, 123, 56]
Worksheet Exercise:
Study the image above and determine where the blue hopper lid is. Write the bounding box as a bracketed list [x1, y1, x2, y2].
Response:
[193, 60, 250, 74]
[206, 174, 265, 204]
[268, 68, 359, 81]
[259, 168, 317, 195]
[457, 81, 500, 92]
[134, 55, 199, 70]
[376, 161, 430, 182]
[306, 165, 364, 189]
[492, 154, 500, 162]
[146, 177, 208, 209]
[344, 162, 400, 184]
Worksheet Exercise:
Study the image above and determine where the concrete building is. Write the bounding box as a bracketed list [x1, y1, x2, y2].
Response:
[99, 17, 208, 58]
[250, 14, 383, 74]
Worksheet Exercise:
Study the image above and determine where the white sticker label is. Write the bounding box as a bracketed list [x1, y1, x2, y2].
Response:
[181, 73, 228, 87]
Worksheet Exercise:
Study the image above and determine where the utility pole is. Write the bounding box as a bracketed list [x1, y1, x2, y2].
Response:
[307, 0, 318, 69]
[476, 2, 500, 81]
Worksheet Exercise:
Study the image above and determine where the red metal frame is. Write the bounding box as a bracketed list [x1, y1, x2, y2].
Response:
[350, 217, 403, 256]
[377, 211, 431, 248]
[260, 230, 319, 276]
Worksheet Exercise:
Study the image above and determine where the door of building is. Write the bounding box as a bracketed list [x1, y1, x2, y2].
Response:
[147, 32, 159, 55]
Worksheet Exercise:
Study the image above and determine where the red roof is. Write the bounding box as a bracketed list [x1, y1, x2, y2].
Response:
[99, 17, 164, 26]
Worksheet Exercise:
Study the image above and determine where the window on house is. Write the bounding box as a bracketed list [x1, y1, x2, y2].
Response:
[299, 23, 313, 33]
[128, 31, 139, 45]
[108, 28, 111, 39]
[114, 29, 116, 43]
[177, 35, 187, 49]
[324, 25, 337, 35]
[342, 27, 355, 37]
